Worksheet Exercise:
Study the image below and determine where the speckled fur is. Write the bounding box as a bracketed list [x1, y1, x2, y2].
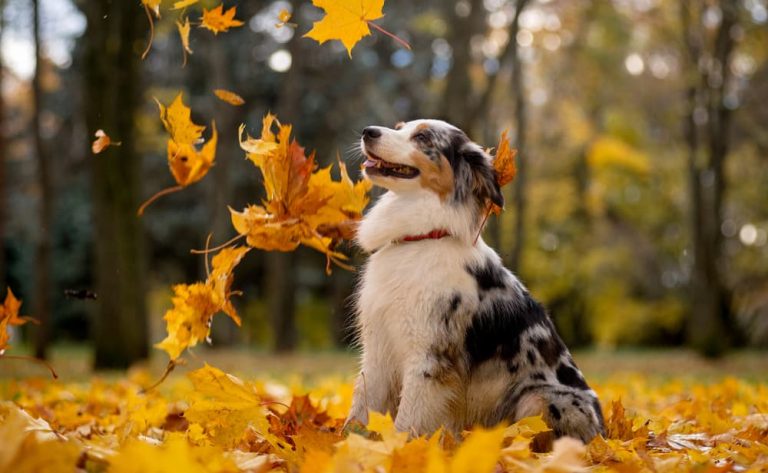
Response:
[348, 120, 605, 443]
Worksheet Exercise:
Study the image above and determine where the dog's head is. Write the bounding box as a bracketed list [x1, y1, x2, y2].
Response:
[360, 119, 503, 209]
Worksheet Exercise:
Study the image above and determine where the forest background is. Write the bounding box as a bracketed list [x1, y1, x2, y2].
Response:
[1, 0, 767, 371]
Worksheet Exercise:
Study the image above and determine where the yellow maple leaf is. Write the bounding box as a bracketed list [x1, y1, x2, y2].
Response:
[304, 0, 384, 56]
[156, 93, 205, 147]
[177, 17, 193, 66]
[155, 247, 248, 361]
[184, 365, 297, 461]
[108, 436, 236, 473]
[450, 425, 506, 473]
[139, 94, 216, 215]
[213, 89, 245, 106]
[172, 0, 198, 9]
[201, 4, 244, 35]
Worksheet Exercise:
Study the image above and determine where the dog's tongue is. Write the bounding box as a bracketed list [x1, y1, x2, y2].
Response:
[363, 159, 378, 168]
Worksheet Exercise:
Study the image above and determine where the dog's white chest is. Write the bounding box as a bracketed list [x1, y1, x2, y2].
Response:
[358, 239, 478, 359]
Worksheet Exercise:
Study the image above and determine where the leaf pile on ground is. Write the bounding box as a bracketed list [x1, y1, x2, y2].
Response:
[0, 366, 765, 472]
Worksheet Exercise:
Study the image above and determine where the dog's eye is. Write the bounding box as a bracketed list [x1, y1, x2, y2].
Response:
[413, 132, 431, 145]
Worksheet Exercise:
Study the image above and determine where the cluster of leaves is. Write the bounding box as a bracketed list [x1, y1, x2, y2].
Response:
[141, 0, 407, 62]
[0, 367, 766, 472]
[155, 246, 249, 362]
[141, 0, 244, 63]
[231, 114, 372, 271]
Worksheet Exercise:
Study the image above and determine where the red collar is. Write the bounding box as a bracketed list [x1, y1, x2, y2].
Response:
[396, 229, 451, 244]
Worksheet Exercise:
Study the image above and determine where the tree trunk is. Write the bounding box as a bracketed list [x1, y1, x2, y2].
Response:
[0, 0, 6, 291]
[486, 0, 529, 258]
[32, 0, 53, 360]
[439, 0, 484, 129]
[681, 0, 739, 357]
[267, 0, 304, 353]
[81, 0, 148, 368]
[508, 0, 531, 272]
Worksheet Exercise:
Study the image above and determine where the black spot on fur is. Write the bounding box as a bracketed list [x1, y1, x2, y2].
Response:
[464, 292, 548, 367]
[535, 333, 565, 367]
[449, 293, 462, 312]
[556, 364, 590, 390]
[532, 372, 546, 381]
[526, 349, 537, 365]
[466, 261, 506, 291]
[548, 404, 562, 421]
[507, 361, 518, 373]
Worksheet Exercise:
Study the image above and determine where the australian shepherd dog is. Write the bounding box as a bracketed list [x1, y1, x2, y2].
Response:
[348, 119, 605, 444]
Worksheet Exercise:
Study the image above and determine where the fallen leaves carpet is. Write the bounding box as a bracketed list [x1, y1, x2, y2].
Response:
[0, 363, 766, 472]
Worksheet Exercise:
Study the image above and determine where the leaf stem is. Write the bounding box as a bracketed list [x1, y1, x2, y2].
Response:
[474, 205, 492, 245]
[0, 354, 58, 379]
[141, 360, 177, 394]
[137, 185, 184, 216]
[190, 234, 245, 255]
[141, 4, 155, 60]
[367, 21, 411, 51]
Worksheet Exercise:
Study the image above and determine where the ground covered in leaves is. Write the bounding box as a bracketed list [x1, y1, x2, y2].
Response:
[0, 355, 766, 472]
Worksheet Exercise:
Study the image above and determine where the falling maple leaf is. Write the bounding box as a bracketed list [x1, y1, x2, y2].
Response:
[91, 129, 121, 154]
[177, 17, 193, 66]
[275, 9, 296, 28]
[304, 0, 410, 57]
[155, 246, 249, 361]
[229, 114, 371, 272]
[138, 93, 217, 215]
[0, 288, 37, 353]
[213, 89, 245, 106]
[200, 4, 244, 35]
[172, 0, 198, 9]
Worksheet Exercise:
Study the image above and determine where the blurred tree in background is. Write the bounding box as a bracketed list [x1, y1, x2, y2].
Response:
[0, 0, 767, 365]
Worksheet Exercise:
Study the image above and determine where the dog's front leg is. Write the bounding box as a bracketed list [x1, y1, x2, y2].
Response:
[394, 354, 461, 436]
[347, 345, 397, 426]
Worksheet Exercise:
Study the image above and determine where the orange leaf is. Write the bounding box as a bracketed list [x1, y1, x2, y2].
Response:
[91, 129, 121, 154]
[213, 89, 245, 106]
[275, 9, 296, 28]
[232, 114, 369, 271]
[489, 130, 517, 215]
[0, 288, 36, 353]
[200, 4, 244, 35]
[493, 130, 517, 187]
[167, 121, 217, 187]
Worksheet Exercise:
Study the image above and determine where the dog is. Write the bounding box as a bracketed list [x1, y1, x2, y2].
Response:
[347, 119, 605, 443]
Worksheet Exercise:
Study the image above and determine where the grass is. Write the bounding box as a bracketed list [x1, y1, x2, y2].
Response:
[1, 344, 766, 385]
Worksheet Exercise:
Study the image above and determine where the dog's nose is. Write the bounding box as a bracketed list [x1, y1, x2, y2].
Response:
[363, 127, 382, 140]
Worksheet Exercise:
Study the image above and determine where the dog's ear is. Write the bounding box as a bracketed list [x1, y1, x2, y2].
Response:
[461, 146, 504, 208]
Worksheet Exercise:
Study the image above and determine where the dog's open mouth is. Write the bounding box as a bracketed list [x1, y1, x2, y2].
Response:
[363, 151, 420, 179]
